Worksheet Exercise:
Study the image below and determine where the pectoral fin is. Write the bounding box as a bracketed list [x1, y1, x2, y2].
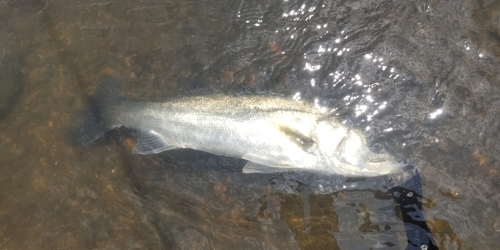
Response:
[275, 124, 316, 152]
[132, 130, 178, 154]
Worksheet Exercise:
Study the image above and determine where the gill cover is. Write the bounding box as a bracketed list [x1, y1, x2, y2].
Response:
[314, 120, 403, 176]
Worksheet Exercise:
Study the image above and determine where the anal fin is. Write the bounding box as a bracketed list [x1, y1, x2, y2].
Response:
[242, 153, 292, 173]
[243, 162, 294, 174]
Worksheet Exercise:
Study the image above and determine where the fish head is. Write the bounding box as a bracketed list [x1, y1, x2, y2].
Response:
[314, 120, 404, 177]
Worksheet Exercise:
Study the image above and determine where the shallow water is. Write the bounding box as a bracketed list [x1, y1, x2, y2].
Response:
[1, 0, 500, 249]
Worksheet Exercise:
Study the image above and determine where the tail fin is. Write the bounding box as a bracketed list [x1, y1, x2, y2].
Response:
[66, 78, 121, 146]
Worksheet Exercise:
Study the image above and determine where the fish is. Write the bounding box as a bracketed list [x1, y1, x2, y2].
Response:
[72, 79, 404, 177]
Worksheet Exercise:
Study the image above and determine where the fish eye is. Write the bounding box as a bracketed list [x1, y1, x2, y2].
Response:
[370, 143, 383, 153]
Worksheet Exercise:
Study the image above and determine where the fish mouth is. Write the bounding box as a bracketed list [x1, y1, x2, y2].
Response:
[360, 153, 406, 176]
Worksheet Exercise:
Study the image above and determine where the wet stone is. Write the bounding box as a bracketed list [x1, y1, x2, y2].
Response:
[494, 217, 500, 232]
[0, 39, 23, 120]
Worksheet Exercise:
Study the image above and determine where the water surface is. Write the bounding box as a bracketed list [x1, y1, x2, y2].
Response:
[1, 0, 500, 249]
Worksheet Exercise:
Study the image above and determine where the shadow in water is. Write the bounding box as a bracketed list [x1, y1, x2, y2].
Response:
[390, 167, 438, 250]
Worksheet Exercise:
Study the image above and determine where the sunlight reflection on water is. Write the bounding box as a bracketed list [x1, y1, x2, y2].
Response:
[0, 0, 499, 249]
